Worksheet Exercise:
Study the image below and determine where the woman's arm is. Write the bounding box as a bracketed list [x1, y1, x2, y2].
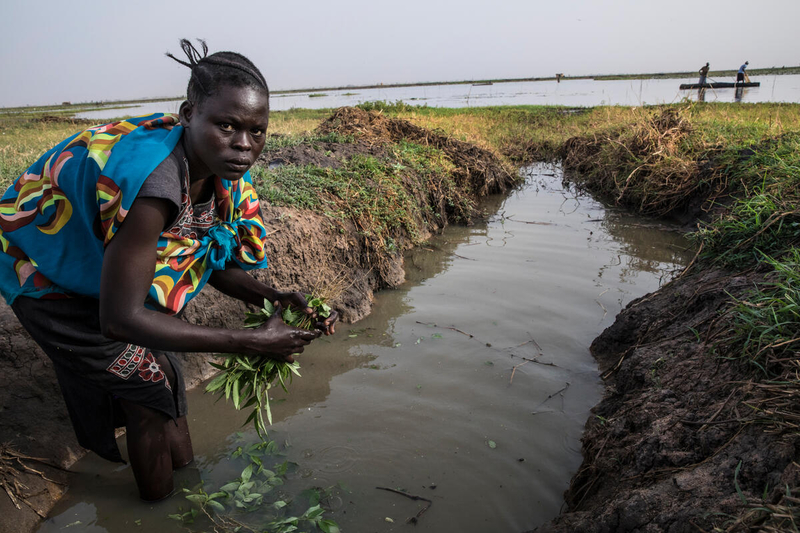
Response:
[209, 265, 339, 336]
[99, 197, 319, 360]
[208, 265, 288, 308]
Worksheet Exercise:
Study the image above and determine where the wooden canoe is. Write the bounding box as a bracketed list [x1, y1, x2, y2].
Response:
[680, 82, 760, 89]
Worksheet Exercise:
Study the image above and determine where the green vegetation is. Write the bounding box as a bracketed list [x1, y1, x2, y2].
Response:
[170, 436, 340, 533]
[206, 297, 332, 438]
[252, 140, 467, 253]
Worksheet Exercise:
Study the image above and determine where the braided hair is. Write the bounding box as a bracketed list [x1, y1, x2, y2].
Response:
[167, 39, 269, 107]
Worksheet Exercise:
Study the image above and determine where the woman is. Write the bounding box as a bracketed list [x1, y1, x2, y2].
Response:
[0, 40, 337, 501]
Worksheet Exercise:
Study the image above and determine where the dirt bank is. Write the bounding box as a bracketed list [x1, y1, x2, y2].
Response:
[531, 266, 800, 532]
[0, 108, 516, 531]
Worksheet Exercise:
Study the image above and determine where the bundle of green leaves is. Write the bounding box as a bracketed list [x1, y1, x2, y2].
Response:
[206, 297, 332, 438]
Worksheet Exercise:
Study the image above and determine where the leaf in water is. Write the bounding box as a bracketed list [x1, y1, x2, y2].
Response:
[432, 333, 443, 339]
[186, 494, 207, 504]
[302, 487, 321, 506]
[485, 361, 494, 366]
[241, 464, 254, 484]
[348, 334, 358, 338]
[303, 505, 325, 520]
[319, 519, 341, 533]
[220, 482, 241, 493]
[207, 500, 226, 513]
[488, 440, 497, 449]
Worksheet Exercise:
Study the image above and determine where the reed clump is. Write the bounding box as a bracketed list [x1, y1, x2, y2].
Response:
[559, 106, 722, 216]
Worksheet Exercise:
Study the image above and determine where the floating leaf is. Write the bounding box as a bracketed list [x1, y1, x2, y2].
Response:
[220, 482, 241, 493]
[207, 500, 226, 513]
[320, 519, 341, 533]
[488, 440, 497, 449]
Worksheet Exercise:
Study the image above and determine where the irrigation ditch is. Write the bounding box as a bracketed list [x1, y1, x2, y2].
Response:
[0, 104, 798, 532]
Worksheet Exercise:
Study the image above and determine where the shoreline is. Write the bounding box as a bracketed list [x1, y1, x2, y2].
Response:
[2, 65, 798, 113]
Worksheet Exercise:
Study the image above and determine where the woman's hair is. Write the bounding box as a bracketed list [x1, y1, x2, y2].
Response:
[166, 39, 269, 106]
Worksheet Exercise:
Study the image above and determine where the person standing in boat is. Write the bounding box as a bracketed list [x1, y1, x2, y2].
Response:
[698, 63, 710, 86]
[737, 61, 749, 85]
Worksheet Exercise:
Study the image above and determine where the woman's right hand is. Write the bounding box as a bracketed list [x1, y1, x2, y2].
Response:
[251, 302, 320, 363]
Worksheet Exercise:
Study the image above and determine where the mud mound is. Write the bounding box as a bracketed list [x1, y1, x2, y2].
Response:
[560, 106, 721, 218]
[316, 107, 516, 196]
[258, 137, 388, 170]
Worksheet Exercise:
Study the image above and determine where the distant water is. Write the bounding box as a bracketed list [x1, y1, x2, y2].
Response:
[74, 74, 800, 121]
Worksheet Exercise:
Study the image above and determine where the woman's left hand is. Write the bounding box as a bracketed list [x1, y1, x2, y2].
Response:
[277, 291, 311, 314]
[315, 309, 338, 336]
[277, 291, 338, 336]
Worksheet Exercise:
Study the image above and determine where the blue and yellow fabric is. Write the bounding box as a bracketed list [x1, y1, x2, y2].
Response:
[0, 113, 268, 314]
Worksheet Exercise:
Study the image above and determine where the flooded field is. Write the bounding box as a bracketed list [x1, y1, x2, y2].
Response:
[37, 164, 693, 533]
[73, 75, 800, 121]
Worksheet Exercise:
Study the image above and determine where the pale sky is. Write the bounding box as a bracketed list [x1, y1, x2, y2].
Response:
[1, 0, 797, 107]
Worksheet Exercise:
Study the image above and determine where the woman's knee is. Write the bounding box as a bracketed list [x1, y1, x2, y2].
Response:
[119, 398, 170, 430]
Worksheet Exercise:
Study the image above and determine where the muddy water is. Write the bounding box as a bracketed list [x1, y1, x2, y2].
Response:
[37, 164, 692, 533]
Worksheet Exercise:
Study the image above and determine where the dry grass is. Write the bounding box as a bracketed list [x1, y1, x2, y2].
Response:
[267, 109, 330, 136]
[0, 117, 90, 186]
[559, 106, 718, 215]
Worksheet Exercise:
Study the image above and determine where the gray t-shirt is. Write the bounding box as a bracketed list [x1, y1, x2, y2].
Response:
[138, 142, 217, 239]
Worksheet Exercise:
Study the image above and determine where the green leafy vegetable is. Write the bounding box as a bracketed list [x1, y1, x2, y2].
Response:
[207, 296, 331, 439]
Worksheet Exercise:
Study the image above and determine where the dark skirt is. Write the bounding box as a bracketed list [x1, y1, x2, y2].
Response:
[11, 296, 187, 463]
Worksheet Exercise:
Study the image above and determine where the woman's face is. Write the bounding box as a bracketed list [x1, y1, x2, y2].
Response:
[180, 85, 269, 181]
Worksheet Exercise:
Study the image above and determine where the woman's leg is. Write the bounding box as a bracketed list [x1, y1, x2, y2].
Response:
[119, 398, 175, 501]
[154, 353, 194, 469]
[120, 353, 194, 501]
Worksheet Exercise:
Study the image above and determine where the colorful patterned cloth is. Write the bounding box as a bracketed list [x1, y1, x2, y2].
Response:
[0, 113, 269, 314]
